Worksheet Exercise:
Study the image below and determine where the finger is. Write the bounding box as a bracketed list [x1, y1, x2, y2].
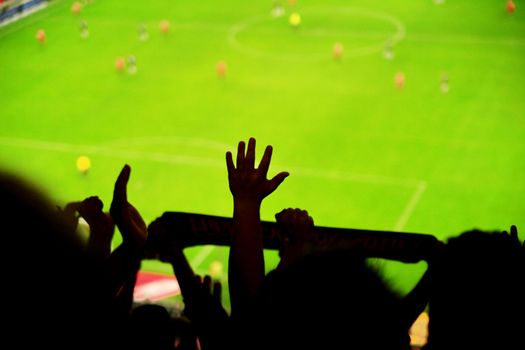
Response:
[226, 151, 235, 174]
[509, 225, 518, 242]
[113, 165, 131, 206]
[202, 275, 212, 292]
[246, 137, 256, 169]
[275, 208, 287, 222]
[267, 172, 289, 193]
[194, 275, 202, 285]
[258, 145, 272, 176]
[236, 141, 245, 170]
[276, 208, 295, 222]
[275, 208, 294, 225]
[213, 281, 222, 302]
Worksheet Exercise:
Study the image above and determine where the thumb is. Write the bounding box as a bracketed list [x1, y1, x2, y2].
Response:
[267, 172, 289, 193]
[111, 165, 131, 212]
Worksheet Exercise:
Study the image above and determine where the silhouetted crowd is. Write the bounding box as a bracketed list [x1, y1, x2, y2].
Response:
[1, 138, 523, 350]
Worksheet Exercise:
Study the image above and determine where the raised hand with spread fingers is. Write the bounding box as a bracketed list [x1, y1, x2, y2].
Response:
[225, 137, 289, 322]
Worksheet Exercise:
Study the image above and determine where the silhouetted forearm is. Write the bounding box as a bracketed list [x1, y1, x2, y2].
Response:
[229, 200, 265, 321]
[167, 247, 196, 300]
[401, 267, 431, 329]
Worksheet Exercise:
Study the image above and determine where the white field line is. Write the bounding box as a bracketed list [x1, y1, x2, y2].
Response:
[226, 7, 405, 62]
[42, 17, 525, 48]
[98, 136, 231, 152]
[172, 20, 525, 48]
[393, 180, 427, 232]
[0, 136, 226, 168]
[286, 165, 420, 188]
[168, 23, 525, 49]
[405, 32, 525, 47]
[190, 245, 215, 270]
[0, 136, 422, 187]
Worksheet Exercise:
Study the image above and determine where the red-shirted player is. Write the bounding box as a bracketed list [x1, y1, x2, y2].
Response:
[507, 0, 516, 14]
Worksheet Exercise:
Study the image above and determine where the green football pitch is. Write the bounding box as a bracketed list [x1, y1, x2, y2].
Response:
[1, 0, 524, 306]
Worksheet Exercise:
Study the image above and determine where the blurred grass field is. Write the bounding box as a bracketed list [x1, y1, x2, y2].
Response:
[1, 0, 524, 306]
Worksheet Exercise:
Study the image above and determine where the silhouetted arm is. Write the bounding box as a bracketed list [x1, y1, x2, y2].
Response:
[149, 219, 231, 350]
[226, 138, 289, 321]
[184, 275, 231, 350]
[106, 165, 148, 312]
[400, 239, 444, 329]
[148, 218, 196, 298]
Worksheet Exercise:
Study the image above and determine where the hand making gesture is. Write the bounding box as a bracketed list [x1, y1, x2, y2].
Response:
[110, 164, 147, 251]
[226, 137, 289, 203]
[226, 138, 289, 322]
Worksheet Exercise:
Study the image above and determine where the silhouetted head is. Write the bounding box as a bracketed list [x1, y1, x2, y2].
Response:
[426, 229, 525, 349]
[258, 249, 410, 350]
[0, 170, 112, 349]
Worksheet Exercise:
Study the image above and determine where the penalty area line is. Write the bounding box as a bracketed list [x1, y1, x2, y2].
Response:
[393, 180, 427, 232]
[190, 246, 215, 271]
[0, 136, 424, 188]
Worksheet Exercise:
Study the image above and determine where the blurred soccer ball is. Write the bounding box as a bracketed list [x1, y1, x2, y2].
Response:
[289, 12, 301, 27]
[208, 261, 224, 278]
[76, 156, 91, 173]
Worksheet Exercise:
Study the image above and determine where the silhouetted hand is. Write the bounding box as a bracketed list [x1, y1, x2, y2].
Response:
[59, 197, 115, 260]
[502, 225, 521, 247]
[110, 165, 147, 250]
[185, 275, 225, 318]
[184, 275, 230, 349]
[276, 208, 321, 270]
[226, 137, 289, 204]
[56, 201, 81, 233]
[276, 208, 315, 240]
[78, 196, 115, 260]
